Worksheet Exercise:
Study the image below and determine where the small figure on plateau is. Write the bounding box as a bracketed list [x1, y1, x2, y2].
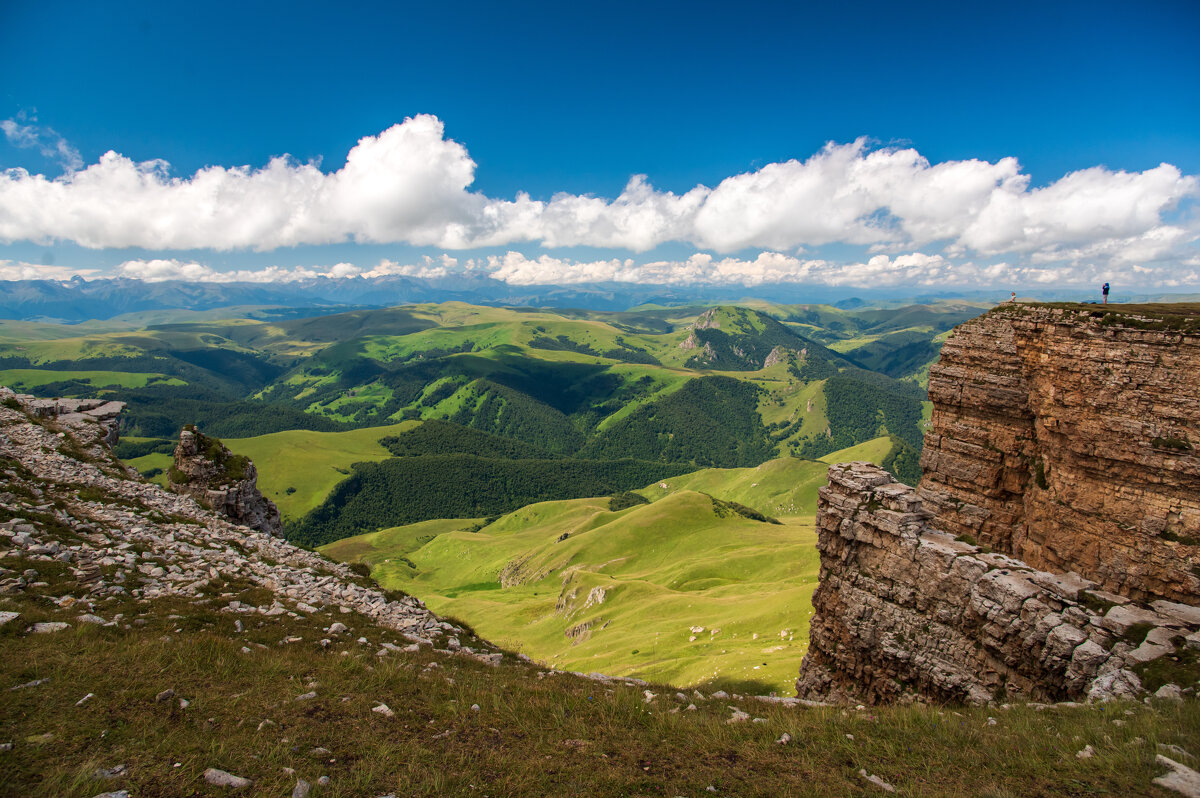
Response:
[1102, 282, 1110, 304]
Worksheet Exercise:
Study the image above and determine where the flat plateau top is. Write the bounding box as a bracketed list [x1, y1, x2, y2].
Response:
[994, 302, 1200, 333]
[1022, 302, 1200, 318]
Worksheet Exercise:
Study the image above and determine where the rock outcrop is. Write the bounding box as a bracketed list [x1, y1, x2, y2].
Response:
[0, 388, 499, 658]
[168, 426, 282, 536]
[795, 463, 1198, 705]
[4, 392, 125, 448]
[797, 305, 1200, 705]
[920, 305, 1199, 602]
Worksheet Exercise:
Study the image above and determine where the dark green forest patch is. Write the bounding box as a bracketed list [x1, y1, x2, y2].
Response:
[286, 454, 694, 546]
[580, 376, 775, 468]
[380, 419, 557, 459]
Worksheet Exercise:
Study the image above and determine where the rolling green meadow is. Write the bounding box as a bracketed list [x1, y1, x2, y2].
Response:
[320, 445, 885, 693]
[222, 422, 418, 518]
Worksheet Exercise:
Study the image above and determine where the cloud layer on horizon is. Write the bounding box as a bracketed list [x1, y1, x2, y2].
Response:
[2, 114, 1198, 287]
[6, 250, 1198, 290]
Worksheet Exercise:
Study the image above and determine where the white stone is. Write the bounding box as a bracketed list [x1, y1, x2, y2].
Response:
[30, 622, 70, 633]
[1155, 684, 1184, 702]
[1087, 669, 1143, 702]
[858, 769, 896, 792]
[1155, 756, 1200, 798]
[203, 768, 253, 789]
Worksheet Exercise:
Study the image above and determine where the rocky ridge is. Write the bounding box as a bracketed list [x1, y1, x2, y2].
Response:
[796, 462, 1200, 706]
[5, 393, 125, 449]
[0, 386, 501, 664]
[168, 426, 282, 536]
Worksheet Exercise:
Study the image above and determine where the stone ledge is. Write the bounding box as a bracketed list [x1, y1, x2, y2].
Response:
[798, 463, 1200, 706]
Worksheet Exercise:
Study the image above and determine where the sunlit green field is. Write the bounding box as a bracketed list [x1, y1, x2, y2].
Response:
[221, 422, 418, 519]
[326, 492, 819, 693]
[321, 440, 890, 693]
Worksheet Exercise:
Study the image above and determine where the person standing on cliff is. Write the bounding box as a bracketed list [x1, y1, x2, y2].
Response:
[1102, 282, 1110, 304]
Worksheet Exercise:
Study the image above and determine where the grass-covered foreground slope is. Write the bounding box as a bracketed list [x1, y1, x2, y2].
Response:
[7, 583, 1196, 797]
[320, 448, 880, 693]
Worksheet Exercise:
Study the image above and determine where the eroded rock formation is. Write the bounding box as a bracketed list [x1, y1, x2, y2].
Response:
[168, 426, 282, 536]
[0, 388, 499, 658]
[795, 463, 1198, 704]
[797, 306, 1200, 705]
[920, 305, 1199, 602]
[5, 392, 125, 448]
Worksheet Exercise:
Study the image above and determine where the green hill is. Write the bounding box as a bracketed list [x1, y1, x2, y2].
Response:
[222, 422, 417, 518]
[4, 300, 963, 467]
[324, 491, 819, 693]
[288, 454, 695, 547]
[319, 440, 894, 692]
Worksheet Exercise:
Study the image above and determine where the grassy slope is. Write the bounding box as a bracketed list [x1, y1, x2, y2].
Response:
[125, 452, 173, 487]
[222, 422, 418, 519]
[321, 440, 894, 693]
[5, 582, 1193, 797]
[818, 435, 895, 464]
[327, 492, 819, 693]
[635, 454, 838, 519]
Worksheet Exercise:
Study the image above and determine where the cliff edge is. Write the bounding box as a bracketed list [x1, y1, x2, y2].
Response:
[920, 303, 1199, 603]
[797, 304, 1200, 705]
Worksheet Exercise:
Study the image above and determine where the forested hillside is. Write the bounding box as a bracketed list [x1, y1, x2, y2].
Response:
[0, 299, 987, 542]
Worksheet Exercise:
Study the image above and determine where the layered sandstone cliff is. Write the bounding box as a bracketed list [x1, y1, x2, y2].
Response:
[168, 426, 282, 536]
[797, 305, 1200, 705]
[795, 463, 1198, 705]
[920, 304, 1199, 603]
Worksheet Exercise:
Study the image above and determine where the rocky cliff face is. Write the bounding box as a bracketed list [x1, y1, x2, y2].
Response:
[795, 463, 1198, 705]
[168, 427, 282, 536]
[919, 305, 1199, 603]
[796, 305, 1200, 705]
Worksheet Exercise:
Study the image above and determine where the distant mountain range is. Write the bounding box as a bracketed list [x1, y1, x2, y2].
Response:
[4, 274, 1195, 322]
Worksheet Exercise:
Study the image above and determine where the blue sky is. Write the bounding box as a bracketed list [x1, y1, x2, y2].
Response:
[2, 0, 1198, 291]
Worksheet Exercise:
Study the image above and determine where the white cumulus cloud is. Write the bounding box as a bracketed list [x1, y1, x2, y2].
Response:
[0, 260, 99, 281]
[0, 116, 1198, 287]
[110, 255, 461, 283]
